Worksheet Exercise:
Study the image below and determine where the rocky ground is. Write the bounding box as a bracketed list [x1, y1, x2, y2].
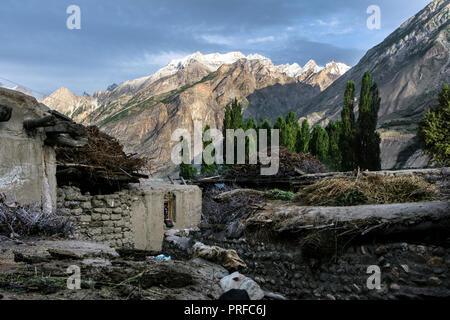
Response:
[0, 238, 225, 300]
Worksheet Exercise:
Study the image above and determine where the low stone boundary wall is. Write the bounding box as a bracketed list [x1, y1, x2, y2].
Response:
[164, 231, 450, 300]
[205, 238, 449, 300]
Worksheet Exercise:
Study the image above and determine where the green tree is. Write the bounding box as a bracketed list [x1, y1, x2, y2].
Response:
[179, 137, 197, 179]
[222, 98, 244, 164]
[310, 125, 329, 161]
[339, 81, 357, 171]
[326, 120, 342, 170]
[260, 119, 272, 150]
[356, 71, 381, 171]
[230, 98, 243, 130]
[245, 118, 256, 130]
[284, 111, 298, 152]
[274, 115, 288, 148]
[201, 125, 216, 175]
[296, 119, 311, 153]
[418, 83, 450, 166]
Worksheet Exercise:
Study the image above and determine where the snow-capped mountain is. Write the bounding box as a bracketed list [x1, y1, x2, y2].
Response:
[106, 51, 349, 99]
[43, 51, 351, 174]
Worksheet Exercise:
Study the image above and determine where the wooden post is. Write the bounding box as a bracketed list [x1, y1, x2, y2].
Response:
[23, 115, 56, 130]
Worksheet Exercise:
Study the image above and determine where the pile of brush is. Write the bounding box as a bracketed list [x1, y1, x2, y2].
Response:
[225, 147, 328, 178]
[56, 126, 149, 174]
[55, 126, 149, 192]
[297, 175, 439, 206]
[0, 195, 73, 238]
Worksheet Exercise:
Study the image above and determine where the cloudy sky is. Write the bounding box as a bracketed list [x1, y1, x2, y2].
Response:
[0, 0, 431, 96]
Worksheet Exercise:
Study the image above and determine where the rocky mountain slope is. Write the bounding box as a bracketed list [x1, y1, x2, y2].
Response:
[299, 0, 449, 169]
[42, 52, 350, 175]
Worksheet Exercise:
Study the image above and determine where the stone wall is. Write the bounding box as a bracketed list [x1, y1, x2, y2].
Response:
[57, 182, 202, 250]
[130, 182, 202, 251]
[57, 186, 136, 248]
[164, 231, 450, 300]
[0, 88, 56, 212]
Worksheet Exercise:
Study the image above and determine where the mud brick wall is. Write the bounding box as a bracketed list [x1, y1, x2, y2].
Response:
[0, 88, 57, 212]
[175, 234, 450, 300]
[57, 186, 137, 248]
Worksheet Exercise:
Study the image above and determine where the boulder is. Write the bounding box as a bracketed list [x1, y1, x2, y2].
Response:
[220, 272, 264, 300]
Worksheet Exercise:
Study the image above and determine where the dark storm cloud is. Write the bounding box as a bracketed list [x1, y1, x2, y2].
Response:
[0, 0, 430, 95]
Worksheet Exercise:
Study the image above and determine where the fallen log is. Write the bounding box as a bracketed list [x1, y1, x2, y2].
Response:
[23, 115, 56, 130]
[0, 104, 12, 122]
[246, 201, 450, 237]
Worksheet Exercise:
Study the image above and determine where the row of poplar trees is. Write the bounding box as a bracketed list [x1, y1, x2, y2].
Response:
[217, 71, 382, 172]
[186, 70, 382, 178]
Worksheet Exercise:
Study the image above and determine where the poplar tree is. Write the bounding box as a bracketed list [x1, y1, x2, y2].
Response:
[201, 125, 216, 175]
[339, 81, 357, 171]
[326, 120, 342, 170]
[222, 98, 244, 164]
[356, 71, 381, 171]
[310, 125, 329, 162]
[179, 137, 197, 179]
[274, 115, 288, 148]
[284, 111, 298, 152]
[296, 119, 311, 153]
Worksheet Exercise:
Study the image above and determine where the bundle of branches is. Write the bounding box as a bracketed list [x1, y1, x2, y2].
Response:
[202, 185, 266, 237]
[225, 147, 328, 178]
[297, 175, 439, 206]
[55, 126, 149, 176]
[0, 195, 73, 238]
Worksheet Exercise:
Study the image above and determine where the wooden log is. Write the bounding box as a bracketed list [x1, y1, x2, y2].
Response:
[50, 109, 73, 122]
[131, 172, 150, 179]
[0, 104, 12, 122]
[23, 115, 56, 130]
[44, 122, 86, 137]
[45, 134, 88, 147]
[56, 167, 83, 179]
[246, 201, 450, 237]
[97, 173, 139, 183]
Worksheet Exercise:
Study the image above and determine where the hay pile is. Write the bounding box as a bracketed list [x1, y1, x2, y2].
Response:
[225, 147, 328, 178]
[297, 175, 439, 206]
[56, 126, 149, 175]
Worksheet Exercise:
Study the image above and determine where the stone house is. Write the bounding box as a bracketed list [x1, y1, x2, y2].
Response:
[0, 88, 202, 250]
